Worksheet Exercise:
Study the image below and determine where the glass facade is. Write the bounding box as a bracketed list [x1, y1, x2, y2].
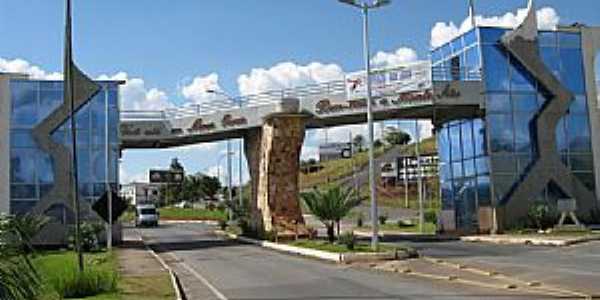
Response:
[9, 80, 120, 219]
[434, 27, 596, 231]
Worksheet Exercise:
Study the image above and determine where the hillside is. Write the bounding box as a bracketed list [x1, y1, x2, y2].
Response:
[299, 136, 437, 191]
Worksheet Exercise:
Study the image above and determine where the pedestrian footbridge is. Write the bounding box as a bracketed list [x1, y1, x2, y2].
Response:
[120, 61, 483, 149]
[119, 61, 484, 235]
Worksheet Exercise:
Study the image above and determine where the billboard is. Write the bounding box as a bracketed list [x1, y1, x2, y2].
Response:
[149, 170, 184, 183]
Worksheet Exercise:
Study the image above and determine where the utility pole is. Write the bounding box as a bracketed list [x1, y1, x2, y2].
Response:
[415, 119, 424, 233]
[104, 85, 112, 250]
[468, 0, 476, 28]
[338, 0, 391, 251]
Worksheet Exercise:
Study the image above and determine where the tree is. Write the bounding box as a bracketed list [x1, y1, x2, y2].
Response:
[301, 186, 361, 243]
[353, 134, 365, 152]
[384, 128, 411, 145]
[200, 174, 222, 201]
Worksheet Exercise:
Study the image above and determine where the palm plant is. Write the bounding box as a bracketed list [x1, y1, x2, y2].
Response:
[301, 186, 361, 243]
[0, 213, 49, 299]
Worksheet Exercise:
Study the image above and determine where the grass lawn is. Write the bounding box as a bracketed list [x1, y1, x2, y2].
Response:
[159, 207, 227, 221]
[288, 239, 400, 253]
[34, 251, 174, 300]
[357, 221, 437, 234]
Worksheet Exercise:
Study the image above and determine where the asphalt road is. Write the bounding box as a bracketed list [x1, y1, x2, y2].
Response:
[135, 223, 557, 300]
[392, 238, 600, 296]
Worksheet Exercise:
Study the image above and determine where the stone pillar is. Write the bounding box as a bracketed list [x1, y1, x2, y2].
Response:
[244, 114, 306, 234]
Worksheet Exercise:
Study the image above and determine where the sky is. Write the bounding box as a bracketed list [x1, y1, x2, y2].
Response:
[1, 0, 600, 185]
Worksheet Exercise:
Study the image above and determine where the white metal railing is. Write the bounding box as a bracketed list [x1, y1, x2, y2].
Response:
[120, 62, 442, 122]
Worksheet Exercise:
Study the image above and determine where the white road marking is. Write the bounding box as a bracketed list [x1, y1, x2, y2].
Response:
[167, 252, 229, 300]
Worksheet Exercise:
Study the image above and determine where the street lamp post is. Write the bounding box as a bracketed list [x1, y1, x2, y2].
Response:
[207, 89, 245, 215]
[338, 0, 390, 251]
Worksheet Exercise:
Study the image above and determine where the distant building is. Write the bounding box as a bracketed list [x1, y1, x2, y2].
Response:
[120, 182, 163, 206]
[319, 142, 352, 162]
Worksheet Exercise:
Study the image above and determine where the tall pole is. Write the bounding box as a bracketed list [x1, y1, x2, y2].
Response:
[104, 85, 112, 250]
[66, 0, 84, 273]
[238, 139, 243, 208]
[415, 120, 424, 233]
[362, 5, 379, 250]
[227, 140, 233, 220]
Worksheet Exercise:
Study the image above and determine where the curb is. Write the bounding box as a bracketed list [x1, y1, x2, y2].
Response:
[160, 220, 219, 225]
[134, 230, 186, 300]
[215, 230, 408, 263]
[460, 235, 600, 247]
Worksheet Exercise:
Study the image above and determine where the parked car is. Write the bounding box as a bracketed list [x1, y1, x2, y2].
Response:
[135, 204, 159, 227]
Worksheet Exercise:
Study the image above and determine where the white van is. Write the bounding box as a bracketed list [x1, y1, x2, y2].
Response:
[135, 204, 159, 227]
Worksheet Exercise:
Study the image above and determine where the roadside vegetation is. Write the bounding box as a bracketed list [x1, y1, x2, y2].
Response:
[159, 206, 228, 221]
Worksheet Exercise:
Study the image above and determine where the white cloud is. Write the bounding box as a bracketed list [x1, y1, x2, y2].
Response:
[119, 167, 147, 184]
[98, 72, 174, 111]
[180, 73, 224, 104]
[0, 57, 62, 80]
[237, 62, 344, 96]
[430, 6, 560, 48]
[158, 142, 220, 154]
[371, 47, 418, 68]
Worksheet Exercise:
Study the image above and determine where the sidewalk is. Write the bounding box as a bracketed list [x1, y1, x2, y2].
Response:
[116, 230, 177, 300]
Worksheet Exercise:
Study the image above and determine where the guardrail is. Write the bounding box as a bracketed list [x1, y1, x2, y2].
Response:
[120, 62, 478, 122]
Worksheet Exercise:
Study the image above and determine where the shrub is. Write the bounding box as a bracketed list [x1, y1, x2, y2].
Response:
[424, 209, 438, 224]
[527, 203, 558, 230]
[378, 215, 388, 225]
[69, 222, 104, 252]
[50, 267, 118, 298]
[338, 232, 356, 251]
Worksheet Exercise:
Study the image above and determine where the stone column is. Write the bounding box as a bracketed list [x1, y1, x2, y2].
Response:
[244, 114, 307, 234]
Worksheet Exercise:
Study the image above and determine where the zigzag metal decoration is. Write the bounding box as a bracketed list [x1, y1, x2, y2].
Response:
[496, 0, 596, 228]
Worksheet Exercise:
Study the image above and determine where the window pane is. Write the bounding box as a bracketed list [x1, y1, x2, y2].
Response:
[567, 114, 591, 152]
[488, 114, 514, 154]
[560, 48, 585, 94]
[10, 130, 36, 148]
[477, 175, 491, 206]
[10, 82, 38, 127]
[510, 59, 536, 92]
[452, 161, 464, 178]
[480, 28, 506, 44]
[570, 95, 588, 114]
[10, 149, 36, 183]
[10, 201, 37, 215]
[539, 31, 557, 47]
[512, 93, 538, 112]
[462, 121, 474, 159]
[539, 46, 561, 79]
[482, 45, 509, 91]
[487, 93, 510, 113]
[514, 112, 533, 153]
[441, 179, 454, 210]
[438, 127, 450, 163]
[37, 152, 54, 184]
[473, 119, 486, 156]
[476, 157, 489, 175]
[464, 159, 476, 178]
[10, 185, 37, 200]
[559, 32, 581, 48]
[450, 125, 462, 161]
[39, 89, 63, 121]
[463, 29, 477, 47]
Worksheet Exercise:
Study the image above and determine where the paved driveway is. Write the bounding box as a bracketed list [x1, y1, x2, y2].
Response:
[133, 223, 562, 300]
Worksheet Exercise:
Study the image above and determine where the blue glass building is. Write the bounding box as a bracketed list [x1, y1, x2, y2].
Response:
[0, 73, 121, 242]
[432, 25, 600, 233]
